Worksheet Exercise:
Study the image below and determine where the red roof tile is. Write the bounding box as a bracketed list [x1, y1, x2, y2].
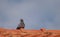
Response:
[0, 28, 60, 37]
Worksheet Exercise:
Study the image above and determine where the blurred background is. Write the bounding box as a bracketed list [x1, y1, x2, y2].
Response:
[0, 0, 60, 30]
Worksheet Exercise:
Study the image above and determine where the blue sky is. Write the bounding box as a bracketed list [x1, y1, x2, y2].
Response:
[0, 0, 60, 30]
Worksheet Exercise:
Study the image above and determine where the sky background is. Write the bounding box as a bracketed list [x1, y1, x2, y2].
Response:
[0, 0, 60, 30]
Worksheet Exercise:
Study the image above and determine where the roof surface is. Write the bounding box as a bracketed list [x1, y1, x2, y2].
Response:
[0, 28, 60, 37]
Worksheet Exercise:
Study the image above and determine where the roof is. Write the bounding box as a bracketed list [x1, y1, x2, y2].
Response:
[0, 28, 60, 37]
